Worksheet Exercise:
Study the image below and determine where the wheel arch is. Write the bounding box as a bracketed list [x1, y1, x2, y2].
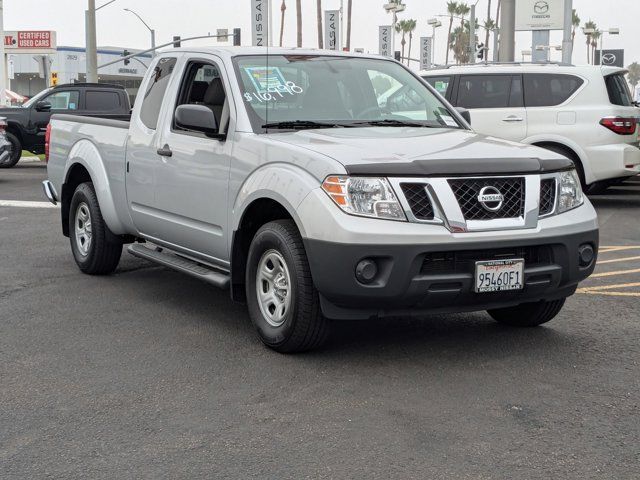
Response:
[61, 139, 128, 236]
[230, 197, 303, 303]
[526, 137, 592, 184]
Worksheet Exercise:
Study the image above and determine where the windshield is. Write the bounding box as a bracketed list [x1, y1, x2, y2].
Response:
[22, 87, 53, 108]
[233, 55, 461, 132]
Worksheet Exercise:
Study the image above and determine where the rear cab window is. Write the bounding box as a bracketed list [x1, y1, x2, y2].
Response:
[140, 57, 178, 129]
[523, 73, 584, 107]
[85, 90, 122, 112]
[605, 73, 633, 106]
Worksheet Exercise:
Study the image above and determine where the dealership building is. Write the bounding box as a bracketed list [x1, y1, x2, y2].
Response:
[5, 30, 150, 102]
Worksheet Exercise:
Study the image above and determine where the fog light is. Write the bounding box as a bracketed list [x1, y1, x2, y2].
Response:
[578, 244, 595, 267]
[355, 259, 378, 284]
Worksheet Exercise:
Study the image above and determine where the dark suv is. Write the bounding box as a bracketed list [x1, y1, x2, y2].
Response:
[0, 83, 131, 168]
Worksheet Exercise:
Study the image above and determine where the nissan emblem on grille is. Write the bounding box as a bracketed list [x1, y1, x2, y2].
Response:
[477, 186, 504, 212]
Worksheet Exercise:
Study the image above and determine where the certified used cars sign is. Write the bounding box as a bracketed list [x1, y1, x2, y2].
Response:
[515, 0, 565, 31]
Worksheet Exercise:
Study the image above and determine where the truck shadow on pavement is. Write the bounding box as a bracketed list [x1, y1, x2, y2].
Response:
[116, 257, 572, 359]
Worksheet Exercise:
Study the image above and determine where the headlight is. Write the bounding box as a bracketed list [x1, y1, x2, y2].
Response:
[557, 169, 584, 213]
[322, 176, 406, 221]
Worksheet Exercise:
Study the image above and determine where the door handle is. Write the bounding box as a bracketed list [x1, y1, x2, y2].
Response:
[157, 144, 173, 157]
[502, 116, 524, 122]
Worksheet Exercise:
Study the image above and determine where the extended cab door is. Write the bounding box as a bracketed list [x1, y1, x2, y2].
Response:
[151, 57, 234, 265]
[453, 74, 527, 141]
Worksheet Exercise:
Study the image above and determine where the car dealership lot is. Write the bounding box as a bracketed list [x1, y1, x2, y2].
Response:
[1, 162, 639, 478]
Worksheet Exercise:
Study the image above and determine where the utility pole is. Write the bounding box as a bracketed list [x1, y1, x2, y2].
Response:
[469, 4, 476, 64]
[498, 0, 515, 62]
[0, 0, 7, 106]
[561, 0, 573, 63]
[86, 0, 98, 83]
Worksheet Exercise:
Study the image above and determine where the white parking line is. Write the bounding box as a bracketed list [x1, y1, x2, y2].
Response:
[0, 200, 59, 209]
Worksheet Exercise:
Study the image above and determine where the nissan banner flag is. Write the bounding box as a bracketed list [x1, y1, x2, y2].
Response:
[324, 10, 340, 50]
[379, 26, 392, 58]
[251, 0, 271, 47]
[419, 37, 432, 70]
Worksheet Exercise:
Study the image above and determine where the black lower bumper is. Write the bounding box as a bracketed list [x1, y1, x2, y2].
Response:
[304, 230, 599, 320]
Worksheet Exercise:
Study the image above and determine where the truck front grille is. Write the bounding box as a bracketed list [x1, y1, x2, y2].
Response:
[420, 245, 553, 275]
[400, 183, 434, 220]
[539, 178, 556, 216]
[448, 177, 525, 220]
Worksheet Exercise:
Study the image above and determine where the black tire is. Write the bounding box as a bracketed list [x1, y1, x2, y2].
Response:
[246, 219, 329, 353]
[69, 182, 122, 275]
[0, 132, 22, 168]
[487, 298, 566, 327]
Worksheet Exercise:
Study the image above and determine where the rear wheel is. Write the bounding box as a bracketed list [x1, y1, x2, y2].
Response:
[0, 132, 21, 168]
[487, 298, 566, 327]
[246, 220, 329, 353]
[69, 182, 122, 275]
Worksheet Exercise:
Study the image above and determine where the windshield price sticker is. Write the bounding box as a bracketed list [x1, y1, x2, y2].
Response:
[243, 66, 303, 103]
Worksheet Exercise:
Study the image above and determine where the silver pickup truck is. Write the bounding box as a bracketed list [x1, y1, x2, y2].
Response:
[43, 47, 599, 352]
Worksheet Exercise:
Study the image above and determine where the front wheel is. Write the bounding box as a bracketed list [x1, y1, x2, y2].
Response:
[69, 182, 122, 275]
[487, 298, 566, 327]
[246, 220, 329, 353]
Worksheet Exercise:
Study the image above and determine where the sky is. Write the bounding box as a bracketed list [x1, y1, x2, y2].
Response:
[4, 0, 639, 67]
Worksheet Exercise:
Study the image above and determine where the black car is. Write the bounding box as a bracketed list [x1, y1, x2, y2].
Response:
[0, 83, 131, 168]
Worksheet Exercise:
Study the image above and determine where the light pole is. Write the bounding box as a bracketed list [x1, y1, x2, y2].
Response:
[124, 8, 156, 57]
[86, 0, 117, 83]
[427, 18, 442, 66]
[384, 2, 406, 58]
[597, 28, 620, 65]
[0, 0, 7, 106]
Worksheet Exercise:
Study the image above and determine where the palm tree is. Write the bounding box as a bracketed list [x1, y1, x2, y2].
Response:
[583, 20, 596, 64]
[279, 0, 286, 47]
[405, 19, 417, 66]
[591, 29, 601, 65]
[316, 0, 323, 48]
[571, 9, 580, 47]
[346, 0, 353, 51]
[296, 0, 302, 47]
[484, 0, 492, 60]
[445, 1, 458, 65]
[456, 3, 470, 64]
[395, 20, 410, 63]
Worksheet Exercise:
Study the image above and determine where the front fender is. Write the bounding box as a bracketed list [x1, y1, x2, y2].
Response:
[231, 162, 325, 238]
[64, 139, 127, 234]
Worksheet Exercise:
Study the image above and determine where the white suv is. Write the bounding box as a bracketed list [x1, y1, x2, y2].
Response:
[421, 64, 640, 191]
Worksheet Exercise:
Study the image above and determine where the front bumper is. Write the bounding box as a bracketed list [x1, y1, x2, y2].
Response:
[304, 229, 598, 320]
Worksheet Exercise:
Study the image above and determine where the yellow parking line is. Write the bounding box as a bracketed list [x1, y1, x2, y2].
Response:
[577, 291, 640, 297]
[590, 268, 640, 278]
[599, 246, 640, 253]
[579, 282, 640, 292]
[597, 255, 640, 265]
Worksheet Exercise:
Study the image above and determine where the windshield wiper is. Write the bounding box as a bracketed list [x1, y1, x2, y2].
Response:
[349, 119, 435, 128]
[261, 120, 351, 130]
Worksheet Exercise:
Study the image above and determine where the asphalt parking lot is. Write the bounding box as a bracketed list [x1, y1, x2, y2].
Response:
[1, 160, 639, 479]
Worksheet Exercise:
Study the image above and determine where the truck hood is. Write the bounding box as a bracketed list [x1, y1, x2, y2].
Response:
[268, 127, 573, 176]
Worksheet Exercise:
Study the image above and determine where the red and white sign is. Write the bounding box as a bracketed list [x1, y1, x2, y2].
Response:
[4, 31, 57, 50]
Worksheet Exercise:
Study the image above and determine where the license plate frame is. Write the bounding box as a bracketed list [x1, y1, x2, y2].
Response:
[474, 259, 524, 293]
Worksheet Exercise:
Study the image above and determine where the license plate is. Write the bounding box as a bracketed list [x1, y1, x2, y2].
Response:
[475, 259, 524, 293]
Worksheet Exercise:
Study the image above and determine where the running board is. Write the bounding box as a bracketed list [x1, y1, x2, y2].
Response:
[127, 244, 230, 290]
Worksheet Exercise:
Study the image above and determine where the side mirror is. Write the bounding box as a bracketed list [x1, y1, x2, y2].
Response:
[455, 107, 471, 126]
[35, 101, 52, 112]
[175, 104, 220, 137]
